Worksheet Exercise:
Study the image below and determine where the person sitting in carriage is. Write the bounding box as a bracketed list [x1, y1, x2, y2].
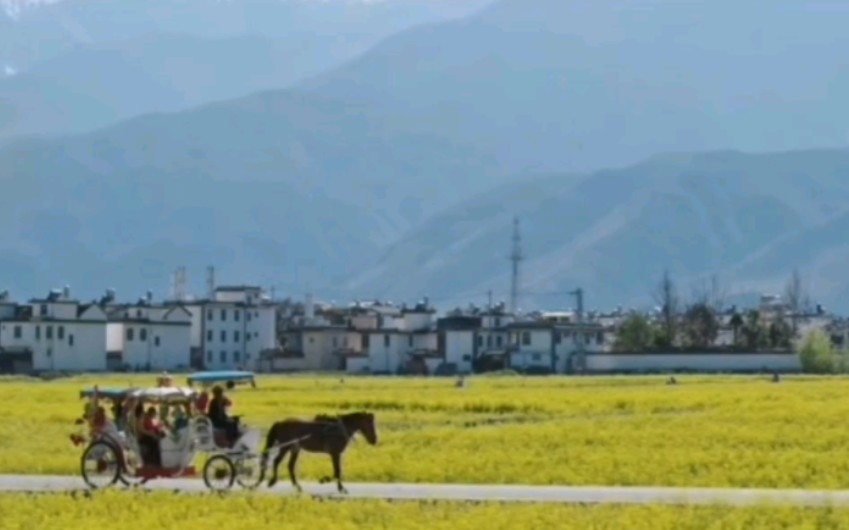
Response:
[135, 404, 166, 467]
[206, 385, 240, 448]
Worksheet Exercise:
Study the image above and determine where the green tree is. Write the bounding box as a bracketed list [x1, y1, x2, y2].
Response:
[729, 311, 744, 347]
[682, 302, 719, 349]
[613, 314, 655, 352]
[798, 329, 839, 373]
[741, 310, 765, 350]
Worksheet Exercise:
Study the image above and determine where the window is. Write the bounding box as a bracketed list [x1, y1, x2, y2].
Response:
[333, 337, 338, 348]
[57, 326, 64, 340]
[408, 335, 413, 347]
[207, 351, 213, 362]
[207, 310, 213, 321]
[234, 331, 240, 342]
[13, 325, 21, 339]
[554, 331, 562, 344]
[234, 351, 240, 362]
[69, 334, 74, 346]
[155, 336, 160, 347]
[462, 354, 471, 362]
[532, 353, 541, 361]
[220, 330, 226, 342]
[495, 317, 501, 328]
[40, 304, 47, 316]
[234, 310, 240, 321]
[246, 312, 252, 322]
[496, 336, 503, 347]
[136, 309, 142, 318]
[596, 332, 604, 344]
[221, 309, 226, 321]
[126, 328, 134, 341]
[46, 326, 53, 339]
[140, 329, 147, 341]
[207, 330, 213, 342]
[220, 351, 227, 363]
[522, 332, 531, 346]
[383, 334, 390, 347]
[486, 335, 492, 347]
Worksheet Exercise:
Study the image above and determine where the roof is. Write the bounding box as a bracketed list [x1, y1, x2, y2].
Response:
[186, 370, 255, 385]
[215, 285, 262, 292]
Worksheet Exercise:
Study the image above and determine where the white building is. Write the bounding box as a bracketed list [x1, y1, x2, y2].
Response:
[105, 294, 192, 371]
[182, 286, 277, 371]
[0, 287, 107, 372]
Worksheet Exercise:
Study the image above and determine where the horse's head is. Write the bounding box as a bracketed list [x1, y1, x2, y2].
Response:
[351, 412, 378, 446]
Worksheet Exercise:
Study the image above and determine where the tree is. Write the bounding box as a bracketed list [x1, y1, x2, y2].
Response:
[652, 270, 680, 347]
[767, 317, 793, 349]
[741, 310, 765, 350]
[784, 269, 810, 334]
[798, 329, 839, 374]
[613, 314, 655, 352]
[729, 311, 744, 347]
[682, 302, 719, 349]
[690, 274, 728, 313]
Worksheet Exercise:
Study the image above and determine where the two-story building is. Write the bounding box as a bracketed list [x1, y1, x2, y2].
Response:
[181, 286, 277, 370]
[105, 292, 192, 371]
[0, 287, 107, 372]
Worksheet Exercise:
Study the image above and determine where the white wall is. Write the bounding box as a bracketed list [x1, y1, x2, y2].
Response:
[444, 330, 474, 374]
[200, 303, 276, 370]
[106, 323, 123, 352]
[345, 357, 370, 374]
[367, 332, 406, 373]
[586, 353, 802, 373]
[402, 312, 432, 331]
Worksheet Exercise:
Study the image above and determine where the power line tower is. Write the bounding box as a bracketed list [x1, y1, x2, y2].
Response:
[171, 266, 188, 302]
[569, 287, 585, 374]
[509, 216, 523, 315]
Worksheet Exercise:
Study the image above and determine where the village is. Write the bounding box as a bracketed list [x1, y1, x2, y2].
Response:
[0, 277, 844, 376]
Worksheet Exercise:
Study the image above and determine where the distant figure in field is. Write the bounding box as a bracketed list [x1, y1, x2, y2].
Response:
[667, 376, 677, 385]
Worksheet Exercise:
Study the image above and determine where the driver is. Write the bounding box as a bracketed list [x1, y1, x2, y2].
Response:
[206, 385, 240, 447]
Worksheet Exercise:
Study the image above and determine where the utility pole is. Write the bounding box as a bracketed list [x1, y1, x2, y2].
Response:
[206, 266, 215, 300]
[570, 287, 585, 374]
[509, 216, 523, 315]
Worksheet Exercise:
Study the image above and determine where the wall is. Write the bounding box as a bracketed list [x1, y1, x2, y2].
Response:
[444, 330, 474, 374]
[585, 353, 802, 374]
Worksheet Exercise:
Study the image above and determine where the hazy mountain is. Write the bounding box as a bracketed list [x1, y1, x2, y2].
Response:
[298, 0, 849, 174]
[0, 0, 492, 141]
[0, 88, 504, 300]
[346, 149, 849, 313]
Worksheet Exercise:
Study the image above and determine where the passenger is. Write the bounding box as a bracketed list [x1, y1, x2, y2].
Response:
[207, 385, 239, 447]
[136, 405, 165, 467]
[195, 390, 210, 415]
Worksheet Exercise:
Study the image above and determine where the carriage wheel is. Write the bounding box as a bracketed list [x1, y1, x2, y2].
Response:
[81, 441, 120, 489]
[202, 455, 235, 491]
[234, 454, 263, 490]
[118, 449, 146, 487]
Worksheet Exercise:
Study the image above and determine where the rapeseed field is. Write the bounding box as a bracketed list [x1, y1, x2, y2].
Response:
[3, 373, 848, 488]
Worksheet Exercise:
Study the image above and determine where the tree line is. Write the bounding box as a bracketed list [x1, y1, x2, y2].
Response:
[613, 269, 812, 353]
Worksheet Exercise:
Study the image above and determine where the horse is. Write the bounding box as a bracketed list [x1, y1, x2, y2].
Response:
[258, 411, 378, 494]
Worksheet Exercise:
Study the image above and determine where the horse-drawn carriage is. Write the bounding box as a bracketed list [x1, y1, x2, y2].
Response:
[75, 385, 264, 492]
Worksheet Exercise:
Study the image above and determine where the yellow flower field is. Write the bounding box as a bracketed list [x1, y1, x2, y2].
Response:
[1, 491, 848, 530]
[3, 373, 849, 488]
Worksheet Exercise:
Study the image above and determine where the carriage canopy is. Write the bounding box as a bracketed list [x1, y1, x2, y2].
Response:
[78, 388, 136, 401]
[128, 386, 198, 403]
[186, 370, 256, 388]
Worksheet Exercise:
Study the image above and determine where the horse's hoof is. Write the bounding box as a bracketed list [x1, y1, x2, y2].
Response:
[267, 480, 277, 489]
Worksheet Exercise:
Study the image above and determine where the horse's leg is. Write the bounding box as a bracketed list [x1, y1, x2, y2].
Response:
[267, 446, 289, 488]
[331, 451, 347, 494]
[287, 447, 302, 493]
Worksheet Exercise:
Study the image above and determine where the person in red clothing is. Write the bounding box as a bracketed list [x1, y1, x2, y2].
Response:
[137, 405, 165, 466]
[195, 390, 210, 415]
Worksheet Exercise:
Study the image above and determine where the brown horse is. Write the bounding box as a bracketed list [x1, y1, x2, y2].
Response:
[259, 411, 378, 493]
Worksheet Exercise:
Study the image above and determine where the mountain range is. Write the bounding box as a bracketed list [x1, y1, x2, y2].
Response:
[0, 0, 491, 142]
[4, 0, 849, 312]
